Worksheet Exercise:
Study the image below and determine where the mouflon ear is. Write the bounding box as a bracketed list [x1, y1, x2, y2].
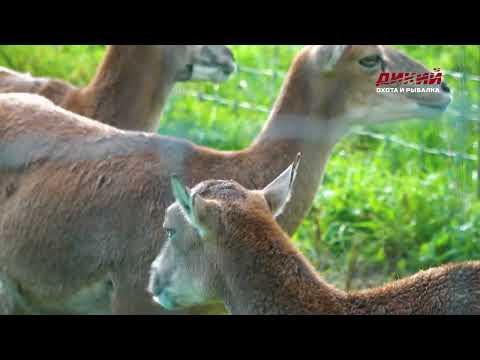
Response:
[171, 175, 194, 222]
[170, 176, 212, 237]
[262, 153, 302, 218]
[316, 45, 351, 72]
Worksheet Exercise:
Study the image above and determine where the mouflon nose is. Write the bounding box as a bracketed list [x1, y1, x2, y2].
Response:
[222, 60, 237, 75]
[224, 46, 235, 62]
[222, 47, 236, 75]
[148, 272, 164, 297]
[441, 82, 451, 93]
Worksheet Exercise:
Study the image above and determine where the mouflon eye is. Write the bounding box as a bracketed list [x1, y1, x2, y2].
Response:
[359, 55, 383, 70]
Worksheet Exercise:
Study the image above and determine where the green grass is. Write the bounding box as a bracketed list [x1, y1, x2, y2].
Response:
[1, 45, 479, 290]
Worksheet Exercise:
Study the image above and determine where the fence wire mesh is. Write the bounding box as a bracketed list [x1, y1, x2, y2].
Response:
[165, 45, 480, 195]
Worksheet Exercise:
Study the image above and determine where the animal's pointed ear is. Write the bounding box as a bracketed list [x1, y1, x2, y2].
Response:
[316, 45, 351, 72]
[190, 192, 212, 237]
[171, 175, 195, 223]
[170, 176, 213, 237]
[262, 153, 301, 219]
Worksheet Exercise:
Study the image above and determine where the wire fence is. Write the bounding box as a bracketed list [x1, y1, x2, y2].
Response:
[169, 45, 480, 198]
[3, 45, 477, 196]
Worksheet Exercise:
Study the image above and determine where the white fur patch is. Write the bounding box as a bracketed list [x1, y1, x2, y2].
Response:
[191, 64, 231, 83]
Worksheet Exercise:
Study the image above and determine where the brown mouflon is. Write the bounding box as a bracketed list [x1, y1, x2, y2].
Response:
[0, 46, 451, 314]
[0, 45, 236, 132]
[149, 159, 479, 315]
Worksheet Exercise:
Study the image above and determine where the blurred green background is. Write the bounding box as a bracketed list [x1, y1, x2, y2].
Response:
[1, 45, 479, 290]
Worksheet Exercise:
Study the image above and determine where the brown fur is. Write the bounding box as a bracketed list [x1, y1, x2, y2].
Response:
[0, 46, 451, 314]
[152, 179, 480, 315]
[0, 45, 235, 132]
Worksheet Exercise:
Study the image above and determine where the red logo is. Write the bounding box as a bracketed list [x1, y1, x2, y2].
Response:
[376, 68, 443, 87]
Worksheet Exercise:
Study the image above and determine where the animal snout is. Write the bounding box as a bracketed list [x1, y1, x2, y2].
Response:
[441, 82, 451, 93]
[148, 270, 167, 297]
[221, 60, 237, 76]
[220, 47, 236, 75]
[224, 46, 234, 60]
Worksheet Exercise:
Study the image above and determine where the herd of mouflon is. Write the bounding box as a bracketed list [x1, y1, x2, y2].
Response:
[0, 45, 478, 315]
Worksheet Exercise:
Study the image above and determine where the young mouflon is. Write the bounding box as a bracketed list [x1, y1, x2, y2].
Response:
[149, 157, 479, 315]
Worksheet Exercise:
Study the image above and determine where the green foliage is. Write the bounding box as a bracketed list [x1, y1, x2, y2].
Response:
[1, 45, 479, 290]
